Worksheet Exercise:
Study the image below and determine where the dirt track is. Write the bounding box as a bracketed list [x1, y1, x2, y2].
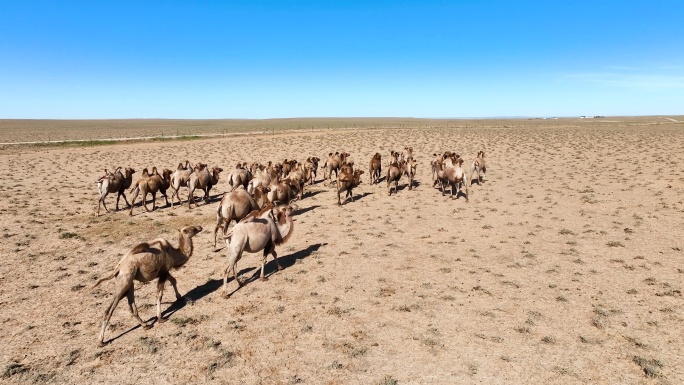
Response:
[1, 118, 683, 384]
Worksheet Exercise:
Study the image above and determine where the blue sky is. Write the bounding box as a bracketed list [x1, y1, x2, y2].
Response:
[1, 0, 682, 118]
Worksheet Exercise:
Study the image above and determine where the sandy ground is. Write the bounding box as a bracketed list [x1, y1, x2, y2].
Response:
[0, 118, 683, 384]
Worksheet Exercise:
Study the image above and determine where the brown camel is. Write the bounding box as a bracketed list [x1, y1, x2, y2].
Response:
[336, 162, 363, 205]
[369, 153, 382, 185]
[129, 167, 172, 215]
[96, 167, 136, 216]
[93, 225, 203, 347]
[187, 165, 222, 208]
[221, 203, 296, 298]
[213, 186, 260, 249]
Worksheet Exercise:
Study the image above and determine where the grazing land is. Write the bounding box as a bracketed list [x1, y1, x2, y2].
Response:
[1, 117, 683, 384]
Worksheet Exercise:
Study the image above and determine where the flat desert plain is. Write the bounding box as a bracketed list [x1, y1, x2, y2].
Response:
[1, 117, 683, 384]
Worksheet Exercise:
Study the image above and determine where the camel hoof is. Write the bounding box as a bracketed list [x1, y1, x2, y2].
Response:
[142, 323, 152, 330]
[221, 291, 229, 299]
[260, 277, 268, 282]
[157, 317, 166, 324]
[97, 341, 106, 348]
[277, 265, 283, 271]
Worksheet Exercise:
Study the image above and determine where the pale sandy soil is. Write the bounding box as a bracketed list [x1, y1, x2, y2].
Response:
[0, 118, 683, 384]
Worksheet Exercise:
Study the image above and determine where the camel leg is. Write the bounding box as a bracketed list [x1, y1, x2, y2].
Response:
[98, 282, 129, 347]
[269, 243, 282, 271]
[260, 248, 269, 281]
[167, 274, 186, 303]
[141, 191, 151, 212]
[125, 286, 148, 329]
[128, 189, 140, 216]
[97, 197, 106, 217]
[156, 277, 167, 323]
[187, 188, 194, 208]
[120, 191, 131, 209]
[151, 192, 157, 211]
[213, 217, 225, 250]
[222, 244, 243, 298]
[101, 196, 110, 213]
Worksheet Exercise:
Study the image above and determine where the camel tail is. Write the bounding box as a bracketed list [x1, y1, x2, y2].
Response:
[92, 269, 119, 289]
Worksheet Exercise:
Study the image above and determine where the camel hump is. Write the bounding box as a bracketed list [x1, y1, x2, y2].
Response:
[129, 242, 152, 255]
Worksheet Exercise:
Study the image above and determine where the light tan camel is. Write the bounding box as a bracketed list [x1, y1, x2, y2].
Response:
[403, 157, 417, 190]
[96, 167, 136, 216]
[93, 225, 203, 347]
[213, 186, 260, 249]
[323, 152, 349, 183]
[221, 203, 296, 298]
[470, 150, 487, 184]
[169, 161, 194, 208]
[434, 156, 469, 201]
[227, 163, 252, 191]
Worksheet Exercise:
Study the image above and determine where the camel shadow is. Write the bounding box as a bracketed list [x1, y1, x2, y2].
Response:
[225, 243, 326, 298]
[352, 192, 373, 202]
[294, 205, 320, 215]
[304, 190, 323, 198]
[103, 267, 256, 345]
[470, 178, 485, 186]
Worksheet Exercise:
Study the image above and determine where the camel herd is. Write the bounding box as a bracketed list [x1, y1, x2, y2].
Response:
[93, 148, 486, 346]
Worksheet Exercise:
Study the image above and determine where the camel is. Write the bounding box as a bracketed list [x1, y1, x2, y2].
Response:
[434, 156, 469, 201]
[403, 157, 417, 190]
[323, 152, 349, 183]
[93, 225, 203, 347]
[169, 161, 194, 208]
[227, 163, 252, 191]
[221, 203, 296, 298]
[286, 163, 306, 199]
[470, 150, 487, 185]
[213, 186, 260, 249]
[128, 167, 172, 215]
[386, 160, 402, 196]
[187, 165, 222, 208]
[96, 167, 136, 216]
[337, 162, 364, 205]
[280, 159, 297, 178]
[303, 157, 320, 185]
[266, 178, 300, 205]
[369, 153, 382, 185]
[247, 165, 276, 195]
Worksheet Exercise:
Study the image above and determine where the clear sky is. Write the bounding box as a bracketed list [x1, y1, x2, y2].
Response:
[1, 0, 682, 118]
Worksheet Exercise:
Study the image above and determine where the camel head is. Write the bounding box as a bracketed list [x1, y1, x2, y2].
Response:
[179, 225, 203, 238]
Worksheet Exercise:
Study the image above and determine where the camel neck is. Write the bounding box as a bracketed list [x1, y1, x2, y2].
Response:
[276, 213, 294, 245]
[175, 234, 193, 266]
